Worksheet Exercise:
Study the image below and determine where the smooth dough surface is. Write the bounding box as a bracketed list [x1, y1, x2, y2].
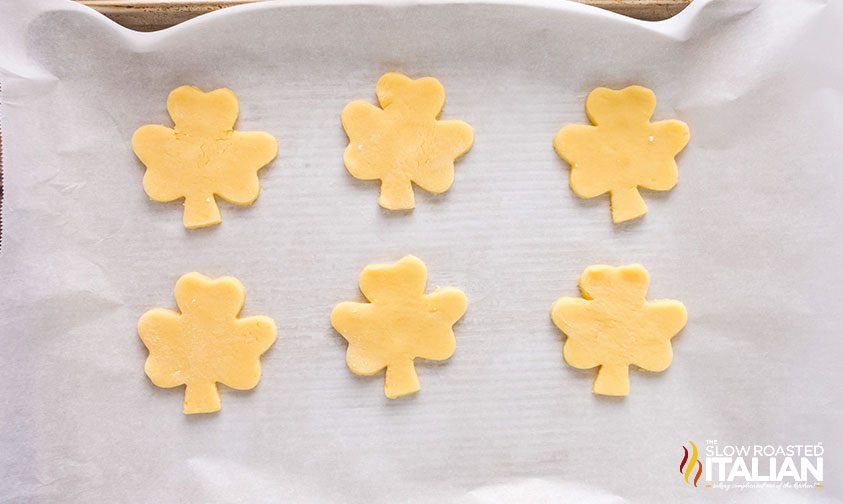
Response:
[132, 85, 278, 229]
[341, 73, 474, 210]
[550, 264, 687, 396]
[331, 255, 467, 398]
[138, 272, 277, 414]
[553, 86, 690, 223]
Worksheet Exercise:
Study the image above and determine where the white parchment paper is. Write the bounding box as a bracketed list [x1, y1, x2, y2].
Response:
[1, 0, 841, 502]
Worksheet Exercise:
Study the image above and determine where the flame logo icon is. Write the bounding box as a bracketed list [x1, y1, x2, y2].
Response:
[680, 440, 703, 487]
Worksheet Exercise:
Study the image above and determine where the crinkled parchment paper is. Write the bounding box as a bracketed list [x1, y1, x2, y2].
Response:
[0, 0, 841, 501]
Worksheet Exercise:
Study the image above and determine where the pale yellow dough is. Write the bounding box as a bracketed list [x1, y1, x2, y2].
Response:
[550, 264, 687, 396]
[553, 86, 690, 223]
[331, 256, 467, 398]
[138, 273, 277, 414]
[132, 86, 278, 229]
[341, 73, 474, 210]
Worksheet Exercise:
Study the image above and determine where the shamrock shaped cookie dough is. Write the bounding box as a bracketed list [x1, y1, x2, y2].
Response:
[341, 73, 474, 210]
[132, 86, 278, 229]
[553, 86, 690, 223]
[138, 273, 277, 414]
[331, 256, 467, 398]
[550, 264, 687, 396]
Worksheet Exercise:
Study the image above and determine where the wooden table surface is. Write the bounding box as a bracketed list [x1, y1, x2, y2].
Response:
[77, 0, 692, 31]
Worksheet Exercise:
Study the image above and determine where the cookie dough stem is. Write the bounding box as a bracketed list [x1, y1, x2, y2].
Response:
[183, 193, 222, 229]
[379, 176, 415, 210]
[593, 363, 630, 396]
[183, 381, 221, 414]
[384, 359, 420, 398]
[609, 187, 647, 223]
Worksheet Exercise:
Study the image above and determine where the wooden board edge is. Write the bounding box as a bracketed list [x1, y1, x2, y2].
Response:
[77, 0, 693, 31]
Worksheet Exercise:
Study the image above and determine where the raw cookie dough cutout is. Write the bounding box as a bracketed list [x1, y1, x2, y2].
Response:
[550, 264, 687, 396]
[331, 255, 467, 398]
[341, 73, 474, 210]
[553, 86, 690, 223]
[138, 273, 277, 414]
[132, 86, 278, 229]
